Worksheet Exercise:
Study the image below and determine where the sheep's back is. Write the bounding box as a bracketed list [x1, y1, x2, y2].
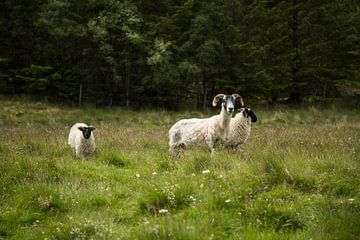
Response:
[169, 117, 213, 146]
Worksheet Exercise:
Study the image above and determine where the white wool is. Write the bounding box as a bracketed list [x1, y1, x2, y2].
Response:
[225, 111, 252, 149]
[68, 123, 96, 159]
[168, 107, 232, 157]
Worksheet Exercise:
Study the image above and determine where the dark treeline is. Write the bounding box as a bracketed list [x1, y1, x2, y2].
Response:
[0, 0, 359, 109]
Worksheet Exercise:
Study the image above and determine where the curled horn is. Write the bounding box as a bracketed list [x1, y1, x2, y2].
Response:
[232, 94, 244, 107]
[212, 94, 225, 107]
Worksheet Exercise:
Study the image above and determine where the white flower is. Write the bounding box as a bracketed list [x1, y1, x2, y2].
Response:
[135, 173, 140, 178]
[200, 183, 204, 189]
[349, 198, 355, 202]
[202, 169, 210, 174]
[152, 172, 157, 176]
[225, 199, 231, 203]
[189, 195, 196, 200]
[158, 209, 168, 214]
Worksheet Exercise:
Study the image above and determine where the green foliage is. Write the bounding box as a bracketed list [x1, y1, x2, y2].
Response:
[1, 0, 359, 106]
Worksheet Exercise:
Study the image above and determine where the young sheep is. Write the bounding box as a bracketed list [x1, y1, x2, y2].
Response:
[168, 93, 244, 158]
[68, 123, 96, 159]
[224, 108, 257, 150]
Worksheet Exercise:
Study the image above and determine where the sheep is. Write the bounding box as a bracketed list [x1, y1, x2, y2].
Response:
[168, 93, 244, 158]
[224, 107, 257, 150]
[68, 123, 96, 159]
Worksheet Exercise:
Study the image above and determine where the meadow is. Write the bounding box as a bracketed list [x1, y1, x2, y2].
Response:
[0, 97, 359, 240]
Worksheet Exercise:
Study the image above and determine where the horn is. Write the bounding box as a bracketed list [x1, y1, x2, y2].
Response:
[212, 94, 225, 107]
[232, 94, 244, 107]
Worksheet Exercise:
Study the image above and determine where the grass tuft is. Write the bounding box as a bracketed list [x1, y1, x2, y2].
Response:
[139, 182, 195, 215]
[192, 155, 211, 173]
[99, 151, 129, 168]
[263, 153, 293, 185]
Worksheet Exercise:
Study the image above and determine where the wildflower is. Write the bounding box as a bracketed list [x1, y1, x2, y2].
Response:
[225, 199, 231, 203]
[349, 198, 355, 202]
[158, 209, 169, 214]
[135, 173, 140, 178]
[152, 172, 157, 176]
[202, 169, 210, 174]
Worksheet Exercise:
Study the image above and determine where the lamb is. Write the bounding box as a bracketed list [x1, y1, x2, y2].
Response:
[68, 123, 96, 159]
[168, 93, 244, 157]
[224, 107, 257, 149]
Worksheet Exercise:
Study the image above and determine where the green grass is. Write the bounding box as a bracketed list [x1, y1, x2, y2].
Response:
[0, 97, 360, 239]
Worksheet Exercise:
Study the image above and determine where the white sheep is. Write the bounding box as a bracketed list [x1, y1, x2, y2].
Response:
[68, 123, 96, 159]
[224, 108, 257, 149]
[168, 93, 244, 157]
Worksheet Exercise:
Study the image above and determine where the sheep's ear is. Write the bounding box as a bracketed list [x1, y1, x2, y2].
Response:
[78, 127, 85, 132]
[89, 126, 96, 131]
[212, 94, 224, 107]
[232, 94, 244, 107]
[247, 109, 257, 123]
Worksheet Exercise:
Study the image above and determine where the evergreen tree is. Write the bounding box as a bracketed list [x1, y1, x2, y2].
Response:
[0, 0, 358, 107]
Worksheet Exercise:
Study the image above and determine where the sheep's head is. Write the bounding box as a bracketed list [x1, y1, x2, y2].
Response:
[212, 94, 244, 115]
[240, 108, 257, 123]
[78, 126, 95, 139]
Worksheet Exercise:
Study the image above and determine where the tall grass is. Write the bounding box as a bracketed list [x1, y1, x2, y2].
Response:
[0, 97, 359, 239]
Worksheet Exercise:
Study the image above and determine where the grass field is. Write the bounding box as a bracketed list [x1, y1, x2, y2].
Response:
[0, 97, 360, 240]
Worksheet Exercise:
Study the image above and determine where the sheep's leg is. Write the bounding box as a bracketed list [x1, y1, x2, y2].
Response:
[72, 147, 76, 157]
[206, 135, 216, 158]
[75, 146, 84, 159]
[210, 148, 215, 158]
[169, 131, 182, 159]
[169, 134, 178, 158]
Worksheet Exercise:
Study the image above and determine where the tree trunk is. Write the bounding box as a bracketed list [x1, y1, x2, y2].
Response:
[125, 61, 130, 107]
[78, 83, 82, 107]
[196, 77, 200, 109]
[202, 73, 207, 110]
[290, 0, 301, 103]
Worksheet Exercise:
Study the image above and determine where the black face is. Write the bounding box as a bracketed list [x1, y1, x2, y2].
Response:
[78, 127, 94, 139]
[244, 108, 257, 123]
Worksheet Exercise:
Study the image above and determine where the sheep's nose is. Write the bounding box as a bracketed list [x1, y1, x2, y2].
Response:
[228, 107, 234, 113]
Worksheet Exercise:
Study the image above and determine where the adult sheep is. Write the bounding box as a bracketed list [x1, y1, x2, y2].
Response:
[68, 123, 96, 159]
[224, 107, 257, 150]
[168, 93, 244, 158]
